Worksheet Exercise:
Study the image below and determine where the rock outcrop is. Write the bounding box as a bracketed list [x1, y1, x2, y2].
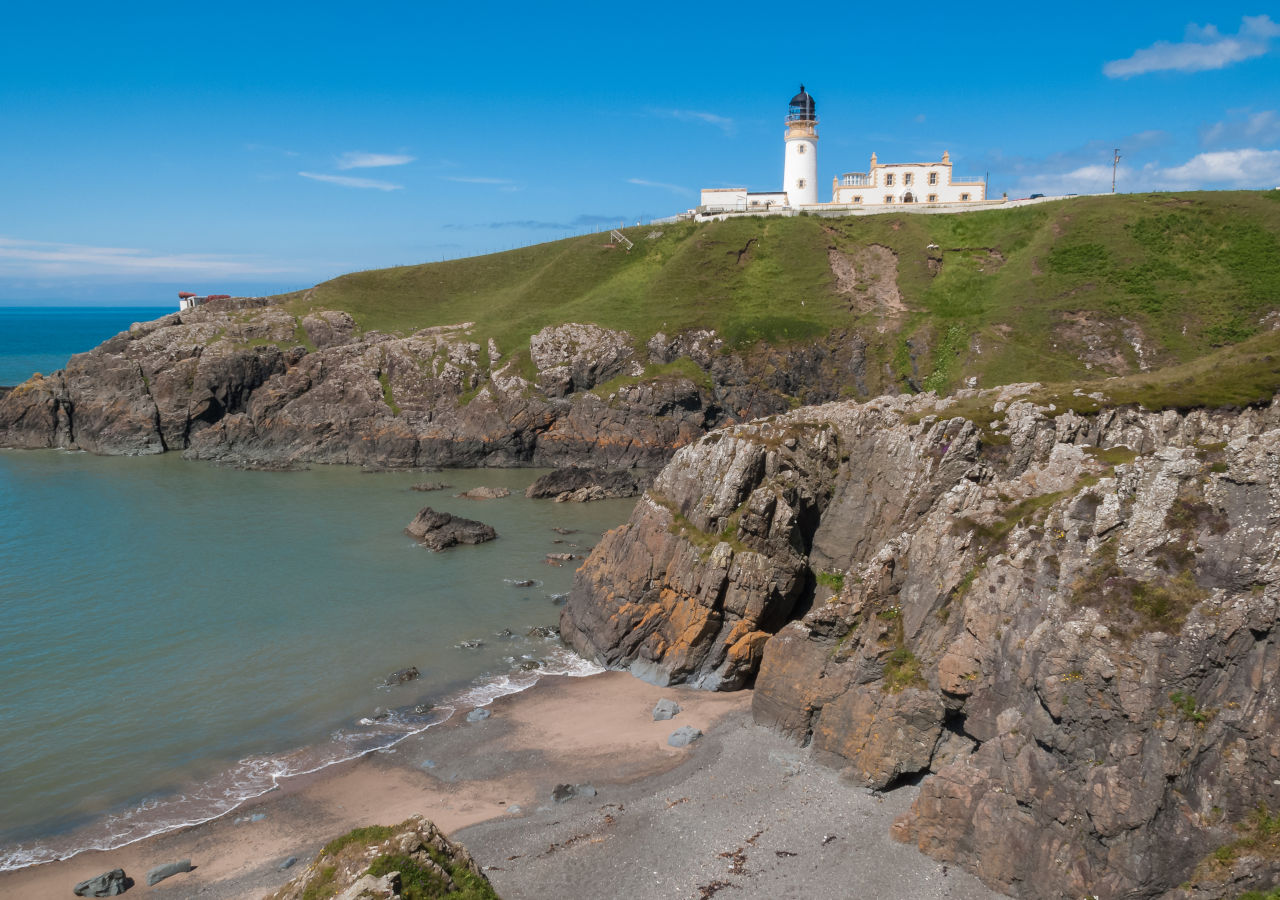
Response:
[266, 817, 497, 900]
[524, 466, 650, 502]
[405, 508, 496, 551]
[0, 300, 870, 469]
[562, 387, 1280, 898]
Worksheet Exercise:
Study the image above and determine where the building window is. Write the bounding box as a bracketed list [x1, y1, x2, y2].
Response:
[903, 173, 913, 186]
[961, 193, 970, 201]
[885, 173, 895, 186]
[928, 171, 938, 185]
[853, 196, 862, 204]
[796, 144, 807, 154]
[927, 194, 938, 202]
[884, 195, 894, 204]
[797, 178, 807, 189]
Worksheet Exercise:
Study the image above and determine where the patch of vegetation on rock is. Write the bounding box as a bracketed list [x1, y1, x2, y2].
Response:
[1071, 540, 1206, 637]
[366, 849, 500, 900]
[1193, 805, 1280, 886]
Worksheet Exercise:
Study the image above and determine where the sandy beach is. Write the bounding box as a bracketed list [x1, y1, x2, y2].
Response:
[0, 671, 1002, 900]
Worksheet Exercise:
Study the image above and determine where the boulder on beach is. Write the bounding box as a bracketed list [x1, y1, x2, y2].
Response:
[455, 486, 510, 500]
[652, 698, 681, 721]
[73, 869, 130, 897]
[524, 466, 650, 502]
[146, 859, 193, 886]
[466, 708, 491, 722]
[405, 507, 497, 551]
[385, 666, 420, 686]
[667, 726, 702, 748]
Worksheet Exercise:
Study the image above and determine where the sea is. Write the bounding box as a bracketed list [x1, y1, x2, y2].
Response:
[0, 307, 632, 871]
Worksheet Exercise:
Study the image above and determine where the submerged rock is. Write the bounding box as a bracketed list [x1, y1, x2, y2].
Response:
[411, 481, 451, 492]
[465, 708, 491, 723]
[455, 486, 510, 500]
[405, 507, 496, 551]
[384, 666, 419, 686]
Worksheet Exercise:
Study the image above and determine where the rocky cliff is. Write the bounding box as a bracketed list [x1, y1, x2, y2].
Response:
[561, 387, 1280, 898]
[0, 299, 868, 468]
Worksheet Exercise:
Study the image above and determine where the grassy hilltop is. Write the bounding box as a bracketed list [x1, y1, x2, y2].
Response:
[284, 190, 1280, 404]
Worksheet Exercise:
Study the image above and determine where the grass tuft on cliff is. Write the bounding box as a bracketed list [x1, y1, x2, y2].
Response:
[284, 191, 1280, 401]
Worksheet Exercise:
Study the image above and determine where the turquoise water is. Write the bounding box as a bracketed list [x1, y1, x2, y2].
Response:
[0, 309, 634, 870]
[0, 307, 168, 386]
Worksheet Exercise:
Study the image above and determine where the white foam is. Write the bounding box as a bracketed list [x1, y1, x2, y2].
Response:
[0, 645, 604, 872]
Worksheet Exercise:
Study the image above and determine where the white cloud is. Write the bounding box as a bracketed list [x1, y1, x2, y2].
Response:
[444, 176, 514, 185]
[0, 237, 296, 279]
[1104, 15, 1279, 77]
[1156, 149, 1280, 187]
[1016, 164, 1128, 196]
[1202, 109, 1280, 147]
[652, 108, 735, 135]
[298, 172, 402, 191]
[336, 151, 415, 169]
[1014, 148, 1280, 195]
[627, 177, 692, 195]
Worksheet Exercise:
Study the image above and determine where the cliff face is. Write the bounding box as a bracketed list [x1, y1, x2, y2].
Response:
[561, 388, 1280, 897]
[0, 300, 867, 468]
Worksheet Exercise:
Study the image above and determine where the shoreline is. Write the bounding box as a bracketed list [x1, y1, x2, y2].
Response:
[0, 671, 748, 899]
[0, 670, 1005, 900]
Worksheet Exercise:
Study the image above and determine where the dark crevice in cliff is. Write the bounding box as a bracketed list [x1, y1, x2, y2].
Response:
[941, 707, 973, 742]
[880, 768, 928, 793]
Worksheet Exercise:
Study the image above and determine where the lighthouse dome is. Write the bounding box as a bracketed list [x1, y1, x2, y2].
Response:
[787, 85, 815, 122]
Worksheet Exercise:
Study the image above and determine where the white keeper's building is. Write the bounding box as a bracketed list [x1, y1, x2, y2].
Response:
[699, 86, 987, 213]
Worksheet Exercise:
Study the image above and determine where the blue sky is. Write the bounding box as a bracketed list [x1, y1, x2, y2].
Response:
[2, 2, 1278, 304]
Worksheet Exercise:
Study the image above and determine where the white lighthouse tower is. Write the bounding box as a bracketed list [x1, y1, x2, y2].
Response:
[783, 85, 818, 207]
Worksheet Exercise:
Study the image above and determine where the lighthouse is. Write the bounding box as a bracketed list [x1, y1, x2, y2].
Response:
[783, 85, 818, 207]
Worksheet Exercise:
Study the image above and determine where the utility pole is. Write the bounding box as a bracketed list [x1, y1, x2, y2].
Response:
[1112, 148, 1121, 193]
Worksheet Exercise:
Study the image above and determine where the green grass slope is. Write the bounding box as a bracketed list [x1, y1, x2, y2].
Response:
[286, 190, 1280, 400]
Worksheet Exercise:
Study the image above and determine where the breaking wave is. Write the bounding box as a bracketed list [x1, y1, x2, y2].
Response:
[0, 645, 603, 872]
